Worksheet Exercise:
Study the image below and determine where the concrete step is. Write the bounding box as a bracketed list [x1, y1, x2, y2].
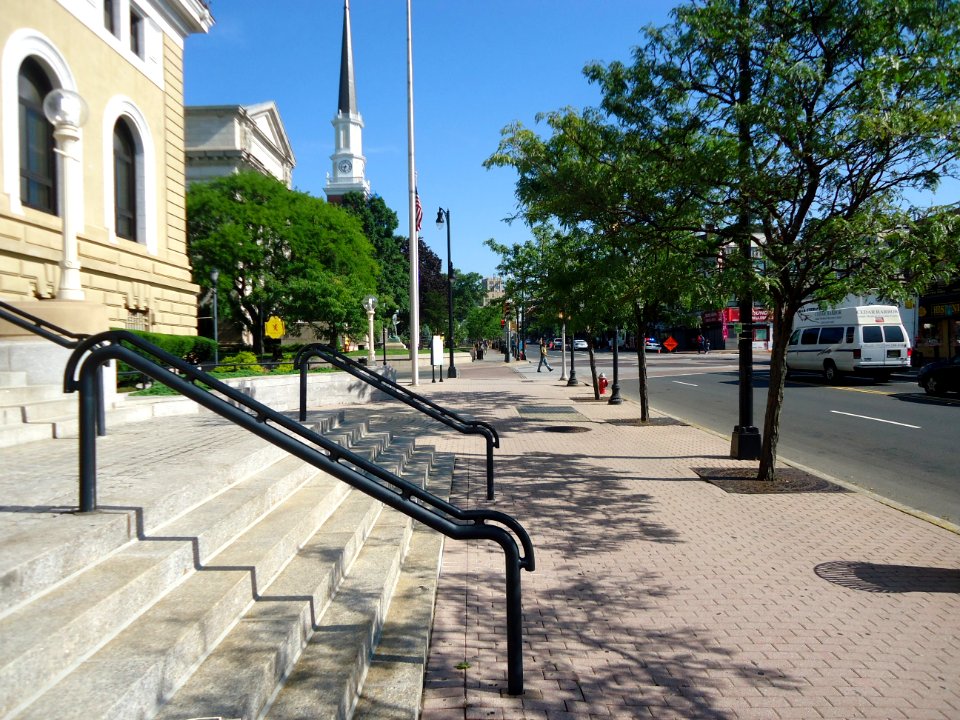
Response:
[153, 489, 392, 720]
[0, 370, 27, 387]
[3, 407, 446, 720]
[21, 396, 77, 422]
[0, 451, 345, 718]
[0, 391, 199, 447]
[12, 470, 362, 720]
[263, 517, 412, 720]
[353, 452, 454, 720]
[0, 405, 25, 424]
[2, 396, 456, 720]
[0, 383, 63, 406]
[154, 437, 445, 720]
[0, 411, 345, 615]
[0, 421, 52, 447]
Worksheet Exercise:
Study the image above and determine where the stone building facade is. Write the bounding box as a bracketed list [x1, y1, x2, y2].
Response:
[0, 0, 213, 336]
[185, 102, 294, 189]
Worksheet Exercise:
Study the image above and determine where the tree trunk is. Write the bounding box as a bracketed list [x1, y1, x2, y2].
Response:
[588, 341, 599, 399]
[758, 302, 795, 481]
[239, 299, 263, 355]
[633, 303, 649, 421]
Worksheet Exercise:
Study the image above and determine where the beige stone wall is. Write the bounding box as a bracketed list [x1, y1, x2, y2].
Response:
[0, 1, 198, 335]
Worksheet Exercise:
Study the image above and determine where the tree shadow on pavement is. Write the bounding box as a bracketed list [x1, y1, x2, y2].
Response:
[815, 561, 960, 593]
[418, 388, 810, 718]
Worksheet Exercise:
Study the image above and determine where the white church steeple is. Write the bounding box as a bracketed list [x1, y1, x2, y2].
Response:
[324, 0, 370, 203]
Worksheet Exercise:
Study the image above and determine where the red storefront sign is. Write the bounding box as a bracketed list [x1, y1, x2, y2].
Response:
[703, 308, 771, 324]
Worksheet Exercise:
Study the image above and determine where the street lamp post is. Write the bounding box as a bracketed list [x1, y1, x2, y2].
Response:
[559, 313, 567, 380]
[730, 232, 761, 459]
[43, 89, 89, 301]
[609, 325, 623, 404]
[567, 320, 578, 387]
[210, 268, 220, 366]
[435, 208, 458, 378]
[363, 295, 378, 366]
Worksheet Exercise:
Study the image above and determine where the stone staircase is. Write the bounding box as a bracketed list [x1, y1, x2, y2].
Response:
[0, 404, 452, 720]
[0, 370, 197, 449]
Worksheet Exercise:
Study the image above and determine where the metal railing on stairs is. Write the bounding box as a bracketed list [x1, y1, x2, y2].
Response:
[0, 299, 106, 435]
[59, 329, 534, 695]
[294, 344, 501, 500]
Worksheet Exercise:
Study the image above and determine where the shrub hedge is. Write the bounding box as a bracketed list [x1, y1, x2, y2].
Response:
[114, 329, 217, 386]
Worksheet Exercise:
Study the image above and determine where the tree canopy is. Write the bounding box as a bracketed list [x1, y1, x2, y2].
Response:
[487, 0, 960, 474]
[187, 171, 379, 351]
[337, 192, 409, 319]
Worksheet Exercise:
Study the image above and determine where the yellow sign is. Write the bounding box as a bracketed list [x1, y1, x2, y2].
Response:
[264, 316, 285, 339]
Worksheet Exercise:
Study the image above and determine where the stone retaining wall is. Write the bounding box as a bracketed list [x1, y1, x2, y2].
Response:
[220, 366, 397, 412]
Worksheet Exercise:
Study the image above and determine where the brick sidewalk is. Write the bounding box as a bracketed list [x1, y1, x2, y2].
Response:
[413, 359, 960, 720]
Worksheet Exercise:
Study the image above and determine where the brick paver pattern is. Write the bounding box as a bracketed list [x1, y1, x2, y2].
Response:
[414, 359, 960, 720]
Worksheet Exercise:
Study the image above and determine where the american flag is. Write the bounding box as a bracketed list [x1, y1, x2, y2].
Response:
[415, 188, 423, 232]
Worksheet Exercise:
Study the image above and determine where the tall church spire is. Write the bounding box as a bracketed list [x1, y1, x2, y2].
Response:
[338, 0, 357, 115]
[325, 0, 370, 203]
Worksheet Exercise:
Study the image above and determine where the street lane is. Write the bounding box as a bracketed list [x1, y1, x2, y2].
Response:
[592, 352, 959, 525]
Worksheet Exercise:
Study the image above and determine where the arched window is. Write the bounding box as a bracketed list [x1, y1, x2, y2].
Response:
[113, 119, 137, 241]
[18, 57, 56, 214]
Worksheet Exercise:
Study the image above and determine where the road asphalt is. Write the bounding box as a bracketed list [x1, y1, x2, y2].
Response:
[410, 355, 960, 720]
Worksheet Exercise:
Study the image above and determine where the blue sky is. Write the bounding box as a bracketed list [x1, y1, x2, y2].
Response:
[184, 1, 682, 278]
[184, 1, 957, 279]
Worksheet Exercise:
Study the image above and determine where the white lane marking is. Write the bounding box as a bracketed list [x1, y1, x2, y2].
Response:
[829, 410, 920, 429]
[672, 381, 699, 387]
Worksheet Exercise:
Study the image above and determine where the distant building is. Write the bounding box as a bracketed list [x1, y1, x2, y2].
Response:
[0, 0, 213, 337]
[323, 0, 369, 203]
[483, 276, 504, 306]
[185, 102, 295, 188]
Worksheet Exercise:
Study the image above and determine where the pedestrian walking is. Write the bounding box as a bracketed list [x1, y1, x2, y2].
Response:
[537, 338, 554, 372]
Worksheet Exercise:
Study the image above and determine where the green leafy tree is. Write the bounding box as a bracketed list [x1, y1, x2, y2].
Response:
[487, 107, 723, 413]
[187, 171, 379, 352]
[587, 0, 960, 478]
[453, 271, 486, 323]
[338, 192, 409, 320]
[401, 236, 446, 336]
[463, 303, 503, 344]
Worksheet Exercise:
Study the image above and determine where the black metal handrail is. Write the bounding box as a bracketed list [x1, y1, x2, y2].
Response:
[0, 299, 106, 434]
[294, 344, 501, 500]
[63, 330, 534, 695]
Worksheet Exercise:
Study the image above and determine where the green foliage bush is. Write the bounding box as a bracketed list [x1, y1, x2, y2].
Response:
[219, 351, 266, 374]
[115, 329, 217, 387]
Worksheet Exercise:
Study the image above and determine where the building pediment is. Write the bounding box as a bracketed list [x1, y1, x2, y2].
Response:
[185, 101, 295, 187]
[243, 101, 295, 166]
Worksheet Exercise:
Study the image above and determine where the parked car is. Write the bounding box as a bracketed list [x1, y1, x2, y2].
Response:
[918, 355, 960, 395]
[644, 338, 661, 353]
[573, 339, 588, 350]
[551, 337, 563, 350]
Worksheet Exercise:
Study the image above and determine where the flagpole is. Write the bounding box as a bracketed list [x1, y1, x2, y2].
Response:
[406, 0, 420, 385]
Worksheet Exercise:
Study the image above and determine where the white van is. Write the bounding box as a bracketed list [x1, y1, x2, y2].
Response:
[786, 305, 911, 382]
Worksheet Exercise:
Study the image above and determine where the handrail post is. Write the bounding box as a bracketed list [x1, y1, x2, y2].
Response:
[505, 548, 524, 695]
[78, 362, 99, 512]
[299, 360, 308, 421]
[486, 439, 495, 501]
[94, 364, 106, 437]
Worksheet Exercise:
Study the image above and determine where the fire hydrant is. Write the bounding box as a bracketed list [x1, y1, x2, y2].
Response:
[598, 372, 608, 395]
